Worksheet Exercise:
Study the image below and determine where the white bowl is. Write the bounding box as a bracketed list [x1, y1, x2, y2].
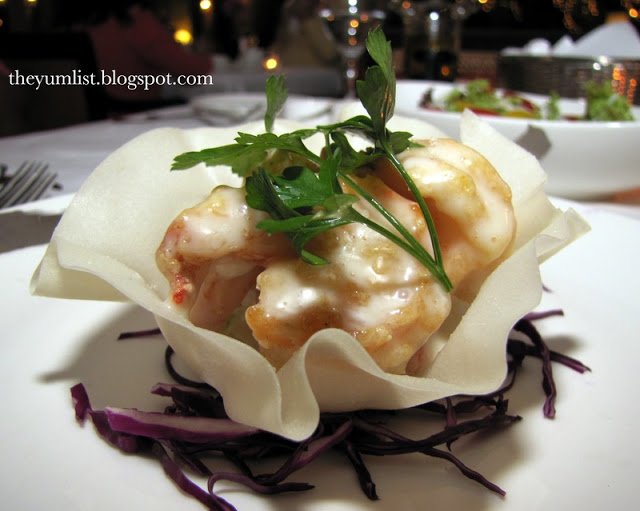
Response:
[395, 80, 640, 200]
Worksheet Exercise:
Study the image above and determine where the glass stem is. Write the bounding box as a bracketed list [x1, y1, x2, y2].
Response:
[344, 58, 358, 98]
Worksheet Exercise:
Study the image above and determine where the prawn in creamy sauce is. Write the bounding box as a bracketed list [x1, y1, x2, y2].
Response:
[156, 138, 516, 374]
[374, 138, 516, 298]
[156, 186, 293, 331]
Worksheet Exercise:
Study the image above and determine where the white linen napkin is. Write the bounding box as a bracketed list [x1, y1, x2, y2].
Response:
[502, 21, 640, 59]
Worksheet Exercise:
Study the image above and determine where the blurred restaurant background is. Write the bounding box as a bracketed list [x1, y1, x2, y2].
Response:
[1, 0, 639, 136]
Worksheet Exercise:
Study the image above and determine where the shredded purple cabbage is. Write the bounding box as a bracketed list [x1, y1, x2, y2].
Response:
[117, 327, 162, 340]
[70, 315, 589, 510]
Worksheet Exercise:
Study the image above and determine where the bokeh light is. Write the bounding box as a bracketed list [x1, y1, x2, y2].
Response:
[174, 28, 193, 46]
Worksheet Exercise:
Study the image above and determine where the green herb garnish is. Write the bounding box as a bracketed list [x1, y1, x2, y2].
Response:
[545, 91, 561, 120]
[429, 78, 634, 122]
[171, 28, 452, 291]
[584, 81, 635, 121]
[264, 75, 287, 133]
[440, 79, 543, 119]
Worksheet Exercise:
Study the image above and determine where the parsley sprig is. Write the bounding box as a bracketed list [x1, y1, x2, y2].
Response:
[172, 28, 451, 291]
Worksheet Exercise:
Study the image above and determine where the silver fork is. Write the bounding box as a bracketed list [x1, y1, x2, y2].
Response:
[0, 161, 58, 209]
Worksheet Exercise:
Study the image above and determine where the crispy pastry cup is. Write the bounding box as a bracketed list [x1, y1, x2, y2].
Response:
[31, 111, 588, 441]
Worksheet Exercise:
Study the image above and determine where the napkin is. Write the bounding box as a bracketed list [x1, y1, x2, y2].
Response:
[212, 40, 266, 74]
[191, 95, 266, 124]
[502, 21, 640, 59]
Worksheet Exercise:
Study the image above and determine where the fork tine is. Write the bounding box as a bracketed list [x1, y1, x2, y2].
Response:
[0, 162, 47, 208]
[0, 162, 52, 209]
[3, 168, 51, 208]
[23, 171, 58, 204]
[0, 162, 31, 204]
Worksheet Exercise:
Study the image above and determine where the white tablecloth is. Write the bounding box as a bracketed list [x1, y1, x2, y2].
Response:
[0, 107, 207, 198]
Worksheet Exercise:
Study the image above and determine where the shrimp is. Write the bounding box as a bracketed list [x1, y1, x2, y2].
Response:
[156, 185, 293, 331]
[245, 174, 452, 373]
[373, 138, 516, 297]
[156, 138, 516, 375]
[246, 139, 515, 373]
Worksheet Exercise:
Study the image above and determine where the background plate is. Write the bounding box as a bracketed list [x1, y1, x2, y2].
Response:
[1, 197, 639, 510]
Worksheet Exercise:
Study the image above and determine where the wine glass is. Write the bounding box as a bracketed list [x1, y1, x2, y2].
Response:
[319, 1, 387, 98]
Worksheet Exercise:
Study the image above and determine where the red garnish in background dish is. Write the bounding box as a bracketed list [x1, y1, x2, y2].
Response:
[467, 108, 500, 116]
[70, 315, 589, 511]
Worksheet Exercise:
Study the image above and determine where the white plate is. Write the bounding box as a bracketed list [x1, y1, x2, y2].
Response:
[395, 80, 640, 200]
[190, 93, 335, 125]
[1, 196, 639, 510]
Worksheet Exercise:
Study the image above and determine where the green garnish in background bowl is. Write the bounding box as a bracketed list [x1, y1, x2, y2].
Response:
[423, 78, 635, 122]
